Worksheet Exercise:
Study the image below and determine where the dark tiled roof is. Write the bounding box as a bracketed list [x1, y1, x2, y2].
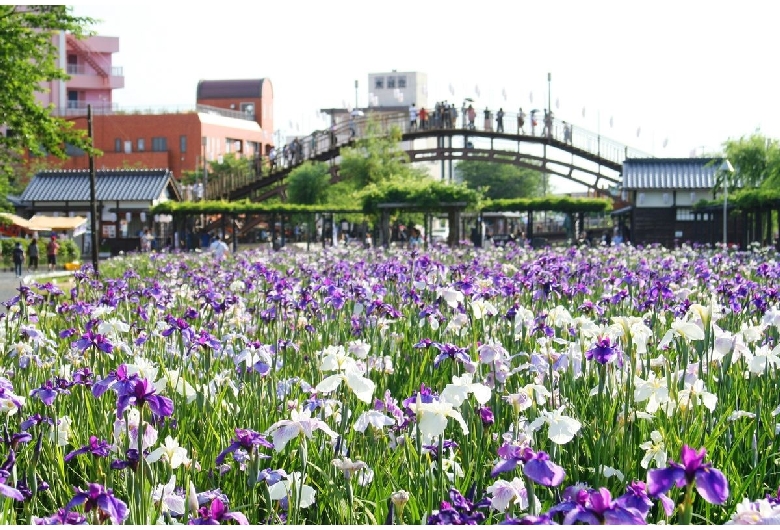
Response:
[20, 169, 181, 202]
[622, 158, 725, 190]
[197, 79, 267, 99]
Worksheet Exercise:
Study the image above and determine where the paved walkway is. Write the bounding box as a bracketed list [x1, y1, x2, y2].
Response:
[0, 269, 74, 314]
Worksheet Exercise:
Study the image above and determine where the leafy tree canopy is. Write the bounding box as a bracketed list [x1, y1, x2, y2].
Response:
[338, 120, 428, 188]
[717, 133, 780, 189]
[0, 6, 96, 200]
[456, 160, 544, 200]
[285, 161, 332, 205]
[208, 153, 252, 178]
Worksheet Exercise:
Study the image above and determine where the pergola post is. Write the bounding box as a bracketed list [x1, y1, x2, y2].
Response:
[381, 209, 390, 248]
[448, 207, 461, 246]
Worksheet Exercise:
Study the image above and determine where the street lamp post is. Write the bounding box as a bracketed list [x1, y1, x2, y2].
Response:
[87, 104, 99, 275]
[720, 159, 734, 249]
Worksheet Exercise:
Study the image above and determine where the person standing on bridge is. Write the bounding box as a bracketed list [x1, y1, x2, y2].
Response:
[467, 105, 476, 130]
[419, 106, 428, 130]
[496, 108, 505, 133]
[530, 109, 538, 136]
[409, 103, 418, 131]
[563, 121, 572, 144]
[517, 108, 526, 134]
[483, 108, 492, 131]
[542, 109, 554, 138]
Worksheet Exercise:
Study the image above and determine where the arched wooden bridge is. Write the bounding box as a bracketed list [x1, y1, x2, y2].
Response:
[205, 110, 652, 202]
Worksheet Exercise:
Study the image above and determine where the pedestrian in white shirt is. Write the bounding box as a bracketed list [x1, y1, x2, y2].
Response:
[209, 235, 229, 260]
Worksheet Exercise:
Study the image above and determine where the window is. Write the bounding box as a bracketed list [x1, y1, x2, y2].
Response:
[676, 208, 710, 221]
[124, 140, 132, 154]
[65, 143, 85, 156]
[398, 76, 407, 88]
[68, 90, 79, 109]
[152, 137, 167, 152]
[387, 76, 396, 89]
[67, 54, 78, 75]
[240, 102, 255, 117]
[374, 77, 384, 89]
[180, 135, 187, 153]
[115, 138, 122, 152]
[137, 138, 145, 152]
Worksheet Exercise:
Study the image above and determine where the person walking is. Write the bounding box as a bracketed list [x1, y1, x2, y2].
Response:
[27, 238, 39, 272]
[46, 235, 59, 271]
[496, 108, 505, 133]
[409, 103, 418, 131]
[517, 107, 526, 134]
[483, 108, 492, 131]
[563, 121, 572, 144]
[209, 235, 229, 260]
[12, 242, 24, 278]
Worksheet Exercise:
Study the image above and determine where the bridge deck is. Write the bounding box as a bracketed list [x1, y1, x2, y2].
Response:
[206, 111, 651, 202]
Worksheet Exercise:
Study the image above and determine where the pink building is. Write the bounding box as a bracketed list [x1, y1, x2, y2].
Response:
[37, 33, 124, 113]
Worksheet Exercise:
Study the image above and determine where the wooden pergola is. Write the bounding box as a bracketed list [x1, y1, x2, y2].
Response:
[377, 202, 468, 248]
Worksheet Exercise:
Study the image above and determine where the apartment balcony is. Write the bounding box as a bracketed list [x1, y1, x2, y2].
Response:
[66, 64, 124, 90]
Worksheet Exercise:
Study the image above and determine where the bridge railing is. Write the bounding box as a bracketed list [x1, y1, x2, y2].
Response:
[206, 108, 650, 199]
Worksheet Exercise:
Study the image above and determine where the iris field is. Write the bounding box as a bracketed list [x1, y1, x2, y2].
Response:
[3, 241, 780, 524]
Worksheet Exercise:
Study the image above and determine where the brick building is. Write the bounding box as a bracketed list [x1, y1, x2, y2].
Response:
[51, 108, 267, 179]
[28, 29, 275, 182]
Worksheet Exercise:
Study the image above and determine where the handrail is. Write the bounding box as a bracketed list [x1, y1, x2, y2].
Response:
[203, 108, 652, 201]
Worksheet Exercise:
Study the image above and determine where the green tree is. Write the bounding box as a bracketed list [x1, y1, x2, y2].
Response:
[208, 153, 252, 179]
[718, 133, 780, 190]
[455, 160, 544, 200]
[338, 120, 428, 189]
[286, 161, 331, 204]
[0, 6, 96, 201]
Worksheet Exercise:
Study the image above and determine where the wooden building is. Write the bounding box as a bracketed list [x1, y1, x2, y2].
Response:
[618, 158, 733, 248]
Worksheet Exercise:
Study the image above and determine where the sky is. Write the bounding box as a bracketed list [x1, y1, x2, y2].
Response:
[71, 1, 777, 162]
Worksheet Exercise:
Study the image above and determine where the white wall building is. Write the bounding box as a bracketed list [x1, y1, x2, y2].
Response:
[367, 71, 428, 109]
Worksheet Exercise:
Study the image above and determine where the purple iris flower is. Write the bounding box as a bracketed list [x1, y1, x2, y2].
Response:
[215, 428, 273, 466]
[491, 444, 565, 487]
[58, 328, 77, 339]
[585, 336, 621, 365]
[64, 436, 113, 462]
[188, 497, 248, 525]
[20, 414, 54, 431]
[110, 449, 141, 471]
[561, 487, 647, 525]
[615, 481, 654, 518]
[647, 445, 729, 505]
[427, 488, 489, 525]
[92, 364, 138, 399]
[257, 468, 287, 487]
[499, 513, 557, 524]
[426, 342, 473, 368]
[72, 331, 113, 354]
[71, 368, 94, 387]
[33, 509, 88, 525]
[115, 378, 174, 419]
[65, 483, 127, 525]
[0, 450, 23, 502]
[423, 439, 459, 459]
[2, 429, 32, 449]
[30, 380, 70, 406]
[478, 406, 495, 427]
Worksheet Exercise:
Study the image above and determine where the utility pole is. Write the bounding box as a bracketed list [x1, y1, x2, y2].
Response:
[355, 80, 359, 111]
[87, 104, 99, 275]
